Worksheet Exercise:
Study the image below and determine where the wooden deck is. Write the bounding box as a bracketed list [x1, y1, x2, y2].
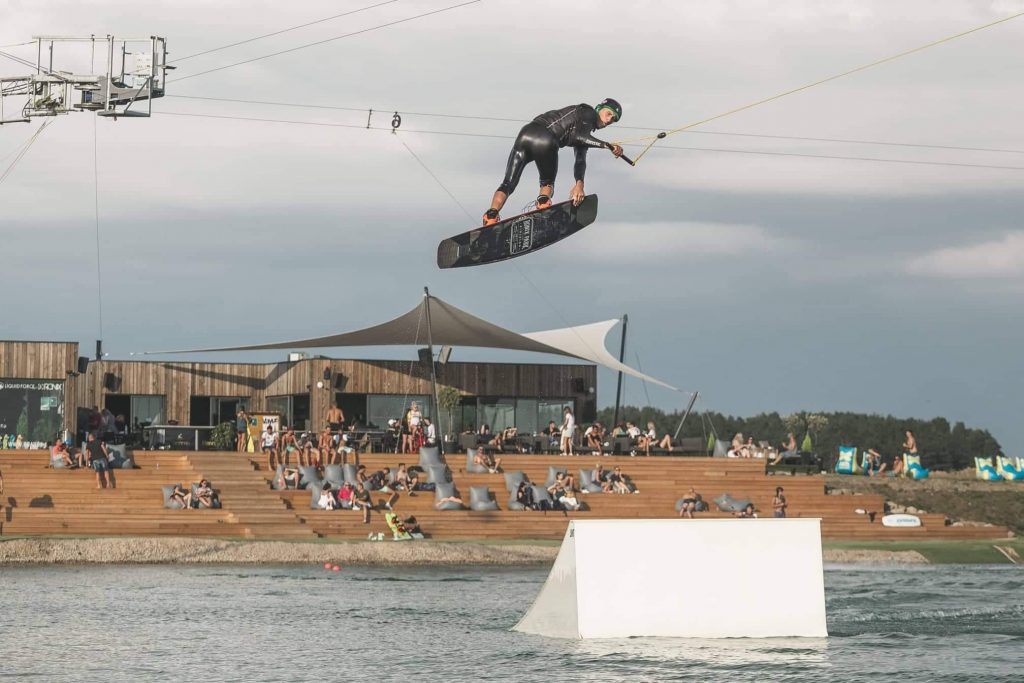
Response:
[0, 450, 1010, 542]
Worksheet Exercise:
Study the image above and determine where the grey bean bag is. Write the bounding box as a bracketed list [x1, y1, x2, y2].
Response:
[544, 465, 567, 488]
[188, 482, 222, 509]
[426, 464, 451, 485]
[504, 470, 529, 493]
[419, 446, 444, 469]
[271, 464, 286, 490]
[465, 448, 489, 474]
[323, 464, 345, 488]
[299, 466, 321, 490]
[506, 494, 526, 511]
[469, 486, 499, 511]
[434, 482, 464, 510]
[713, 439, 729, 458]
[161, 484, 185, 509]
[578, 469, 603, 493]
[713, 493, 752, 512]
[342, 463, 359, 486]
[531, 485, 554, 509]
[107, 444, 133, 468]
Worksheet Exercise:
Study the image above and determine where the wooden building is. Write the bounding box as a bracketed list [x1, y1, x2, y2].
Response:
[1, 340, 597, 439]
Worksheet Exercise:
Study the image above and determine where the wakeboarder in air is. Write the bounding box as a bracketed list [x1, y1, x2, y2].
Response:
[482, 98, 624, 225]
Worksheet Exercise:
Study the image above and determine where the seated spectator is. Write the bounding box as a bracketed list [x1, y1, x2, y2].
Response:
[625, 421, 641, 455]
[891, 453, 904, 477]
[771, 432, 799, 465]
[169, 484, 191, 510]
[498, 427, 518, 453]
[728, 432, 748, 458]
[339, 424, 360, 462]
[652, 422, 674, 452]
[593, 463, 612, 492]
[678, 487, 701, 519]
[865, 449, 887, 477]
[473, 449, 502, 474]
[337, 481, 355, 509]
[192, 479, 216, 508]
[51, 441, 77, 469]
[548, 473, 580, 511]
[317, 482, 338, 510]
[584, 422, 604, 456]
[355, 464, 369, 486]
[277, 466, 301, 490]
[515, 480, 536, 510]
[735, 502, 758, 518]
[367, 467, 391, 492]
[772, 486, 787, 518]
[351, 482, 372, 523]
[394, 463, 420, 495]
[607, 466, 635, 494]
[541, 421, 560, 450]
[610, 422, 627, 438]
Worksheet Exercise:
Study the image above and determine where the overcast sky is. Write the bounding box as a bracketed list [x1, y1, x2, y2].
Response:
[2, 1, 1022, 452]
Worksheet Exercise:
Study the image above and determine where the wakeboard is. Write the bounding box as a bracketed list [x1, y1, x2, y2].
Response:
[436, 194, 598, 269]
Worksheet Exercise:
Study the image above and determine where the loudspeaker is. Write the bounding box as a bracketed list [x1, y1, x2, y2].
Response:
[418, 348, 433, 365]
[438, 346, 453, 364]
[77, 356, 89, 374]
[572, 378, 586, 393]
[333, 374, 347, 390]
[103, 372, 120, 392]
[323, 367, 332, 381]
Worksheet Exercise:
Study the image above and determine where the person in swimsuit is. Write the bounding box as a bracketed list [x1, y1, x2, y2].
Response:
[772, 486, 787, 518]
[483, 99, 624, 225]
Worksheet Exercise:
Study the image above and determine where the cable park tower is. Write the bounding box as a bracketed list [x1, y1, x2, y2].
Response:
[0, 35, 169, 124]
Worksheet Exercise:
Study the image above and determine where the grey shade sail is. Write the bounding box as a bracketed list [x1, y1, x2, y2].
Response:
[144, 292, 676, 390]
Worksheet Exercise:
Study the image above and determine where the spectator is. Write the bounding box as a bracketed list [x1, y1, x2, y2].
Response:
[339, 424, 360, 463]
[352, 482, 372, 523]
[542, 421, 560, 451]
[607, 465, 634, 494]
[735, 502, 758, 518]
[236, 410, 249, 452]
[473, 449, 502, 474]
[625, 421, 641, 456]
[317, 425, 334, 458]
[277, 465, 301, 490]
[728, 432, 748, 458]
[865, 449, 887, 477]
[260, 426, 279, 470]
[548, 473, 580, 511]
[326, 403, 345, 435]
[297, 432, 317, 468]
[51, 441, 76, 468]
[355, 464, 369, 487]
[169, 483, 191, 510]
[559, 407, 576, 457]
[394, 463, 419, 496]
[434, 494, 465, 509]
[101, 408, 116, 442]
[423, 417, 437, 447]
[0, 462, 3, 495]
[772, 486, 787, 518]
[652, 422, 674, 453]
[515, 480, 536, 510]
[114, 414, 128, 442]
[771, 432, 798, 466]
[317, 482, 338, 510]
[891, 453, 905, 477]
[903, 430, 918, 455]
[367, 467, 391, 492]
[337, 481, 355, 509]
[584, 422, 604, 456]
[86, 405, 102, 437]
[86, 433, 114, 489]
[678, 486, 701, 519]
[593, 463, 612, 492]
[280, 427, 299, 467]
[610, 422, 627, 438]
[192, 479, 215, 508]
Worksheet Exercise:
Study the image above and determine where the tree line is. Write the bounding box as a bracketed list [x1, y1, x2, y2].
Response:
[596, 405, 1002, 471]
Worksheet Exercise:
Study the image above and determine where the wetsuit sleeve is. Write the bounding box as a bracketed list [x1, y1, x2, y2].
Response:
[571, 108, 613, 150]
[574, 145, 588, 182]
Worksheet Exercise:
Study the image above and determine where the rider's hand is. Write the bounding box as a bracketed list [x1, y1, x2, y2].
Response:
[610, 144, 623, 157]
[570, 184, 585, 206]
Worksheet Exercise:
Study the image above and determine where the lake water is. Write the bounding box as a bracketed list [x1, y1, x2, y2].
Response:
[1, 564, 1022, 682]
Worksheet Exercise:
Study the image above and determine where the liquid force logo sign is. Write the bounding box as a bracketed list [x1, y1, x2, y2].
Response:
[0, 380, 64, 392]
[509, 218, 534, 255]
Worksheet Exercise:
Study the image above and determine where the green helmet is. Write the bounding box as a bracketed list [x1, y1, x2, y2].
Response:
[595, 98, 622, 122]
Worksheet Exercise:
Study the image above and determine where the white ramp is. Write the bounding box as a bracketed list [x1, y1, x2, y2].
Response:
[514, 518, 827, 639]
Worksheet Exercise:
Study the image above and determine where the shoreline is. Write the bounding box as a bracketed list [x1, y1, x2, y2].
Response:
[0, 537, 937, 566]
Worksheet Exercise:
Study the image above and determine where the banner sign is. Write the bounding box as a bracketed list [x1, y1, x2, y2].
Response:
[0, 378, 65, 441]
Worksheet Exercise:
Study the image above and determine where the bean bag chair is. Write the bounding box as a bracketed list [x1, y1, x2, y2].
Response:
[578, 469, 603, 493]
[974, 456, 1001, 481]
[905, 454, 929, 480]
[713, 439, 729, 458]
[507, 494, 526, 511]
[107, 444, 132, 469]
[530, 485, 554, 510]
[469, 486, 499, 511]
[299, 466, 321, 490]
[835, 446, 860, 475]
[50, 451, 69, 469]
[713, 493, 751, 512]
[270, 464, 286, 490]
[544, 465, 567, 487]
[161, 484, 185, 509]
[426, 464, 451, 485]
[323, 464, 345, 488]
[190, 482, 222, 509]
[419, 446, 444, 469]
[434, 482, 464, 510]
[465, 448, 489, 474]
[342, 463, 359, 486]
[996, 456, 1024, 481]
[504, 470, 529, 493]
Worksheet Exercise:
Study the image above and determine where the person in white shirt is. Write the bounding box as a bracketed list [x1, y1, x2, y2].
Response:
[560, 407, 576, 456]
[424, 417, 437, 446]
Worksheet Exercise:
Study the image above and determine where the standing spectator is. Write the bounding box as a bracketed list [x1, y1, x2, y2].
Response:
[559, 407, 576, 457]
[101, 407, 116, 442]
[235, 410, 249, 452]
[261, 425, 279, 470]
[772, 486, 787, 518]
[423, 417, 437, 447]
[86, 405, 103, 438]
[86, 433, 114, 489]
[902, 430, 918, 455]
[326, 403, 346, 436]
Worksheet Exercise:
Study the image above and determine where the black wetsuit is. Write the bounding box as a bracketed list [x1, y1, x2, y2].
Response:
[497, 103, 613, 195]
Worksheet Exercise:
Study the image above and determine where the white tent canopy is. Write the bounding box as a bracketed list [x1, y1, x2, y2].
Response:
[145, 291, 677, 390]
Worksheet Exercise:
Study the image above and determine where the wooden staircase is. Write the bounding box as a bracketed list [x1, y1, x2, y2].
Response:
[1, 450, 1010, 542]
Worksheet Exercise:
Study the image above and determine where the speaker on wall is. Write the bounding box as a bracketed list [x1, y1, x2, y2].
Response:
[417, 348, 433, 365]
[77, 356, 89, 374]
[323, 367, 332, 381]
[103, 372, 121, 392]
[333, 374, 347, 391]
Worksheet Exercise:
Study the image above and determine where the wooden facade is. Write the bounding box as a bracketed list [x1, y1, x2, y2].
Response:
[1, 341, 597, 433]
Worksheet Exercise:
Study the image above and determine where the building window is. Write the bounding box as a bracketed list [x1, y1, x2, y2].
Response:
[538, 399, 574, 432]
[366, 394, 430, 430]
[131, 395, 166, 428]
[478, 397, 515, 432]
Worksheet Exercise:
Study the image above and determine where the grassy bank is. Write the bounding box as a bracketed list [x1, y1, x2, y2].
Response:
[824, 539, 1024, 564]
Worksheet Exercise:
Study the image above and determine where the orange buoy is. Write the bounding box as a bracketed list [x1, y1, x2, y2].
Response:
[332, 565, 341, 572]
